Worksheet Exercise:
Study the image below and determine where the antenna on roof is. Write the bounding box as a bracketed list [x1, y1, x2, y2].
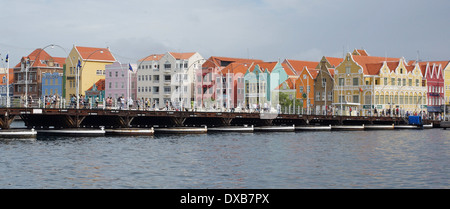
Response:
[417, 50, 421, 62]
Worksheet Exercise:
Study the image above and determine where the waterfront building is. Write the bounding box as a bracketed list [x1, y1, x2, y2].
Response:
[313, 56, 341, 115]
[416, 61, 447, 114]
[105, 61, 137, 102]
[333, 49, 426, 116]
[137, 52, 204, 109]
[283, 59, 319, 113]
[272, 77, 297, 113]
[41, 72, 63, 98]
[63, 46, 116, 101]
[244, 61, 292, 110]
[441, 61, 450, 105]
[0, 68, 14, 107]
[195, 56, 262, 109]
[13, 48, 65, 105]
[85, 79, 105, 106]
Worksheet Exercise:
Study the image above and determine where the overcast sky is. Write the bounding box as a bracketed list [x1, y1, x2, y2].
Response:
[1, 0, 449, 66]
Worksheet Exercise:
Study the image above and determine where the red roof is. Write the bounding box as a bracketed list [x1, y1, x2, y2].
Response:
[284, 59, 319, 75]
[0, 68, 14, 85]
[169, 52, 196, 60]
[75, 46, 116, 62]
[203, 56, 263, 69]
[352, 55, 400, 75]
[14, 48, 66, 68]
[139, 54, 164, 62]
[324, 57, 344, 67]
[87, 79, 105, 91]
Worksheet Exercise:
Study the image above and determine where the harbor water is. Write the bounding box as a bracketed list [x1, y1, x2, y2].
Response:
[0, 122, 449, 189]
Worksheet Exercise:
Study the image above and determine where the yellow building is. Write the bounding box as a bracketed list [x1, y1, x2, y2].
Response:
[64, 46, 116, 100]
[333, 49, 427, 116]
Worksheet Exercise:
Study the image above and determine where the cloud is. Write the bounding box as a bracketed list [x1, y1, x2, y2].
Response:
[1, 0, 450, 66]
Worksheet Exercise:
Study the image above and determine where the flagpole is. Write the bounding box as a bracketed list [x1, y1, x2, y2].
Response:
[127, 63, 130, 110]
[6, 53, 10, 108]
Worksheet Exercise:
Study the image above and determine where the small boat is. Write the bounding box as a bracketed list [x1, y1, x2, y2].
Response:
[332, 125, 365, 131]
[0, 129, 37, 138]
[105, 127, 154, 136]
[295, 125, 331, 131]
[37, 127, 105, 136]
[254, 125, 295, 132]
[208, 125, 254, 133]
[154, 126, 207, 134]
[364, 124, 395, 130]
[423, 124, 433, 129]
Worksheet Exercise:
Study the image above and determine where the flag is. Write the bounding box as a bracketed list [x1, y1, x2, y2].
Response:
[128, 64, 133, 72]
[359, 87, 363, 92]
[5, 54, 8, 63]
[77, 60, 82, 69]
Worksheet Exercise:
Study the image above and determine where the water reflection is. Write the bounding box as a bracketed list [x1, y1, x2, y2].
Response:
[0, 127, 449, 188]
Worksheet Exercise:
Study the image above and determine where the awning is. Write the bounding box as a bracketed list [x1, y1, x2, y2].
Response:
[427, 106, 442, 113]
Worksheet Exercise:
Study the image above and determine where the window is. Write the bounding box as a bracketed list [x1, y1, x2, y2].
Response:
[409, 79, 412, 86]
[402, 79, 406, 86]
[384, 78, 388, 85]
[164, 63, 171, 69]
[153, 87, 159, 93]
[322, 78, 326, 87]
[416, 79, 419, 87]
[115, 71, 118, 77]
[96, 70, 103, 75]
[397, 78, 401, 86]
[339, 78, 345, 86]
[353, 78, 359, 86]
[353, 95, 359, 103]
[164, 86, 171, 93]
[346, 67, 351, 74]
[164, 75, 171, 82]
[316, 92, 321, 101]
[391, 78, 395, 86]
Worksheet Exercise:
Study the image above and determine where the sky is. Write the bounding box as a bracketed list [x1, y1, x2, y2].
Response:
[1, 0, 449, 66]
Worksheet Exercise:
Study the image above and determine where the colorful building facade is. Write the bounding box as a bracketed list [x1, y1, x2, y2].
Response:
[105, 62, 137, 101]
[63, 46, 116, 100]
[41, 72, 63, 97]
[333, 49, 427, 116]
[13, 48, 65, 104]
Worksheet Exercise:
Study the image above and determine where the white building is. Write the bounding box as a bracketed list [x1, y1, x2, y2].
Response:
[137, 52, 204, 109]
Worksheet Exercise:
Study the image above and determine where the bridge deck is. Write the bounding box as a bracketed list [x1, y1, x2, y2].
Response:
[0, 108, 439, 129]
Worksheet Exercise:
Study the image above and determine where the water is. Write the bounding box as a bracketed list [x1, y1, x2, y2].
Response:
[0, 122, 449, 189]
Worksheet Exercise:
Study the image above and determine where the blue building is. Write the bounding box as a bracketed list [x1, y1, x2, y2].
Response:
[41, 72, 63, 97]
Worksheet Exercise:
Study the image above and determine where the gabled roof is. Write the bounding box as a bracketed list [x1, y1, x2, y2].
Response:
[352, 49, 369, 56]
[0, 68, 14, 85]
[351, 54, 400, 75]
[283, 59, 319, 75]
[299, 66, 319, 80]
[275, 77, 296, 90]
[324, 57, 344, 68]
[75, 46, 116, 62]
[168, 52, 196, 60]
[87, 79, 105, 91]
[14, 48, 66, 68]
[139, 54, 164, 62]
[204, 56, 263, 69]
[220, 62, 254, 76]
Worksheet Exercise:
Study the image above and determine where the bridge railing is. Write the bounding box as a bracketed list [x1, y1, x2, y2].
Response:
[1, 97, 442, 121]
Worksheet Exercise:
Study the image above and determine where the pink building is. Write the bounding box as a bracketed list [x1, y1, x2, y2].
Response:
[194, 56, 262, 109]
[105, 61, 137, 101]
[418, 61, 445, 113]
